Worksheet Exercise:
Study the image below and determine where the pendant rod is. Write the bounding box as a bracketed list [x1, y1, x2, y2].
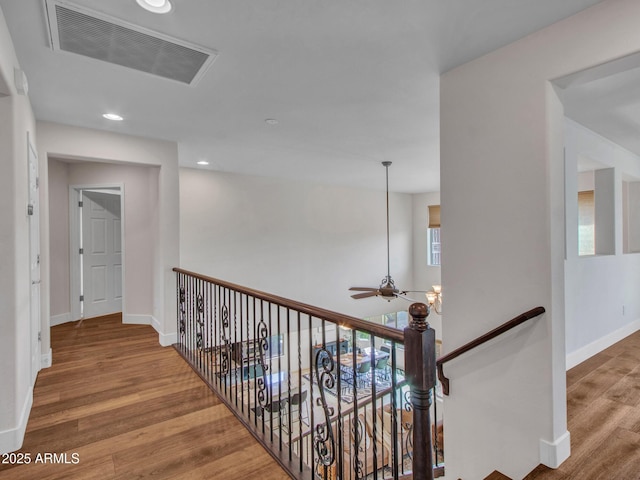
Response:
[382, 161, 392, 281]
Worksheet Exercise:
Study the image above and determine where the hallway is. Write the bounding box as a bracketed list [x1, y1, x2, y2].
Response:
[0, 314, 289, 479]
[526, 330, 640, 479]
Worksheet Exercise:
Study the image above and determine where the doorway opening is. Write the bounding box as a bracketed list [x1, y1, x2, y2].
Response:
[69, 185, 124, 320]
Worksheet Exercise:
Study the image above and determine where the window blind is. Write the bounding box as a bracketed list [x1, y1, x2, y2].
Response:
[428, 205, 441, 228]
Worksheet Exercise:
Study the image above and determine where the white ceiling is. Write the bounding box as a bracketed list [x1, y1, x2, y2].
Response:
[1, 0, 606, 192]
[562, 53, 640, 167]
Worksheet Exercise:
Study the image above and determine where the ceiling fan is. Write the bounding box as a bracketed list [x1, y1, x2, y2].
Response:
[349, 161, 421, 302]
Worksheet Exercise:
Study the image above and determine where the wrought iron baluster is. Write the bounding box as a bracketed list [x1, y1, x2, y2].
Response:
[313, 346, 336, 476]
[232, 290, 238, 408]
[403, 389, 414, 461]
[219, 292, 231, 377]
[370, 334, 378, 480]
[391, 340, 399, 479]
[196, 284, 204, 352]
[256, 311, 270, 409]
[188, 275, 195, 363]
[350, 328, 364, 479]
[178, 284, 186, 337]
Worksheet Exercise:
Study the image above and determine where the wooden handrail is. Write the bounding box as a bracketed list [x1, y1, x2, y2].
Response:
[436, 306, 545, 395]
[173, 267, 404, 343]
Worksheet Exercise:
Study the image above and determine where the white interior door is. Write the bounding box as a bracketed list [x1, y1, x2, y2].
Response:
[81, 190, 123, 318]
[28, 134, 41, 383]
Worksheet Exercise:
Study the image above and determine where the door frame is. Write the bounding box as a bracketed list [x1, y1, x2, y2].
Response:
[27, 132, 41, 383]
[69, 183, 125, 320]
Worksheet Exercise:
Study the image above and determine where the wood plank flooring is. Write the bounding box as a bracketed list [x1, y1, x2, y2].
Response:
[525, 329, 640, 480]
[7, 315, 640, 479]
[0, 314, 290, 480]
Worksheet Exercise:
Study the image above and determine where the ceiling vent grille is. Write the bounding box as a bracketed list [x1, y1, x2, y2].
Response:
[45, 0, 217, 86]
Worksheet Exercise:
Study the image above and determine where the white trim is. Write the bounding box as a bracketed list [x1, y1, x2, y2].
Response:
[41, 348, 52, 369]
[152, 317, 175, 345]
[69, 183, 125, 320]
[159, 330, 177, 347]
[50, 312, 72, 326]
[0, 387, 33, 454]
[566, 318, 640, 370]
[539, 431, 571, 469]
[151, 315, 162, 332]
[122, 313, 153, 325]
[123, 314, 175, 346]
[68, 186, 81, 321]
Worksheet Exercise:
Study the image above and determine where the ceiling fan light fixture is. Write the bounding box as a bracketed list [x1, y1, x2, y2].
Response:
[136, 0, 172, 14]
[425, 285, 443, 314]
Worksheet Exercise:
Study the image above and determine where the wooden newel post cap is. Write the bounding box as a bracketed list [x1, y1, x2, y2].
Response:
[409, 302, 429, 332]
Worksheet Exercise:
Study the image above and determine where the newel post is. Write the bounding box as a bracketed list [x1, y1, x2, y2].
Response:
[404, 303, 436, 480]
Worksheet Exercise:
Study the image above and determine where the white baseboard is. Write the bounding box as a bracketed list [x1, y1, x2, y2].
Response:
[122, 313, 153, 325]
[159, 331, 177, 347]
[539, 431, 571, 469]
[151, 315, 161, 332]
[123, 314, 175, 347]
[41, 348, 52, 369]
[566, 318, 640, 370]
[50, 312, 72, 326]
[0, 387, 33, 454]
[152, 316, 176, 346]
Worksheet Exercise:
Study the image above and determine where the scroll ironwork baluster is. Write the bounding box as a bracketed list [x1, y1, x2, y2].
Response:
[178, 285, 186, 336]
[195, 290, 204, 353]
[256, 314, 270, 408]
[220, 299, 231, 376]
[313, 347, 336, 475]
[403, 389, 414, 459]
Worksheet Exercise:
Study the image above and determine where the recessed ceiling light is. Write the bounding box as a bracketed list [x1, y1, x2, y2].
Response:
[265, 118, 279, 125]
[136, 0, 172, 14]
[197, 160, 209, 166]
[103, 113, 123, 121]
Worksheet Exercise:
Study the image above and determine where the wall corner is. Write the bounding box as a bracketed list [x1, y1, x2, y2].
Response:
[539, 431, 571, 469]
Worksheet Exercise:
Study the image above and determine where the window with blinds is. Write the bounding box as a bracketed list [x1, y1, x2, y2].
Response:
[578, 190, 595, 256]
[428, 205, 441, 266]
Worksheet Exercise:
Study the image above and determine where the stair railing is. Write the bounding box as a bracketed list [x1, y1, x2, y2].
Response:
[436, 307, 546, 395]
[173, 267, 440, 479]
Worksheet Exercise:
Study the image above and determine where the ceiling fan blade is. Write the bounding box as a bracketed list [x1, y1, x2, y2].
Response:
[351, 291, 379, 299]
[349, 287, 378, 291]
[396, 293, 423, 303]
[400, 290, 429, 294]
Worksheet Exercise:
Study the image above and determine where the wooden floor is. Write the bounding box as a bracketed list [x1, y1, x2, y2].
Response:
[0, 314, 290, 480]
[525, 329, 640, 480]
[7, 316, 640, 480]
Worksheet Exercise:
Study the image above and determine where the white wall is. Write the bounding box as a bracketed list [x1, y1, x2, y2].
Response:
[47, 159, 70, 320]
[48, 158, 159, 323]
[179, 168, 414, 320]
[0, 5, 37, 453]
[38, 122, 180, 348]
[412, 192, 442, 337]
[440, 1, 640, 478]
[565, 119, 640, 368]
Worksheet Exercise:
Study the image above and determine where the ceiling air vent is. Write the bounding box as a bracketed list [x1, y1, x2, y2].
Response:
[44, 0, 217, 86]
